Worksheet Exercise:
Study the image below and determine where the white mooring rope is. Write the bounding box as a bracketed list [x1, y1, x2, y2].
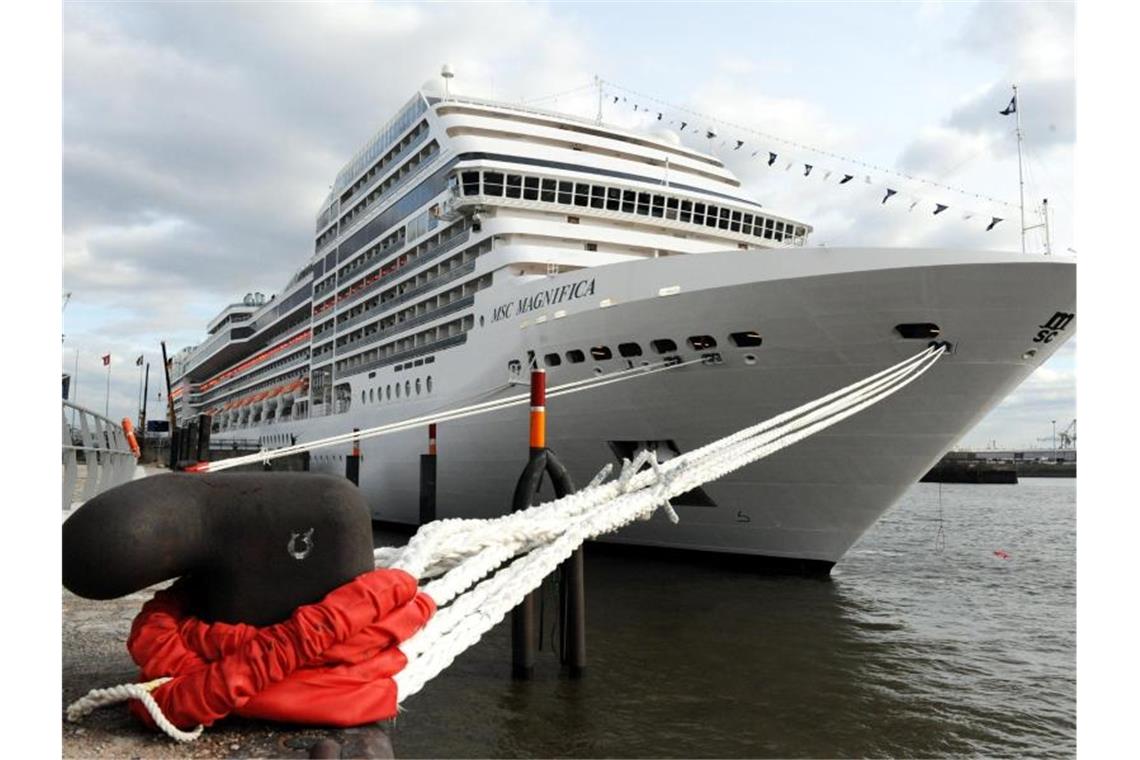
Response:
[66, 346, 944, 741]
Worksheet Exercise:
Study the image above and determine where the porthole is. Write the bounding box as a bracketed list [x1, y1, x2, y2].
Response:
[369, 388, 374, 403]
[415, 378, 422, 395]
[895, 323, 941, 339]
[405, 380, 411, 397]
[566, 349, 585, 364]
[426, 375, 433, 393]
[544, 353, 562, 367]
[590, 346, 613, 361]
[651, 338, 677, 354]
[729, 331, 763, 348]
[688, 335, 717, 350]
[361, 390, 366, 404]
[396, 383, 401, 398]
[618, 342, 643, 358]
[386, 384, 391, 400]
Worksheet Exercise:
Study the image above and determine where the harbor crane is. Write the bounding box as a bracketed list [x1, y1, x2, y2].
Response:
[1037, 419, 1076, 450]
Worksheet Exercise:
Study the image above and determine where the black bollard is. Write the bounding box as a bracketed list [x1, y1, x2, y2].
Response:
[195, 413, 212, 463]
[544, 452, 585, 677]
[345, 428, 361, 486]
[419, 423, 437, 525]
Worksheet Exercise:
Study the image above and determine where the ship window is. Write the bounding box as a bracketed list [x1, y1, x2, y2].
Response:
[622, 190, 636, 213]
[895, 323, 941, 339]
[461, 171, 480, 195]
[574, 183, 590, 207]
[742, 214, 753, 235]
[590, 346, 613, 361]
[679, 200, 692, 223]
[427, 375, 433, 393]
[505, 174, 522, 199]
[544, 353, 562, 367]
[651, 195, 665, 218]
[731, 211, 742, 232]
[523, 176, 540, 200]
[425, 356, 435, 364]
[484, 172, 504, 196]
[585, 242, 598, 251]
[606, 187, 621, 211]
[558, 181, 573, 204]
[688, 335, 717, 350]
[541, 179, 557, 202]
[636, 192, 651, 215]
[591, 185, 606, 209]
[395, 383, 401, 398]
[405, 380, 411, 397]
[567, 215, 580, 224]
[651, 338, 677, 354]
[566, 349, 585, 363]
[665, 197, 679, 220]
[415, 378, 422, 395]
[618, 342, 643, 358]
[718, 207, 731, 230]
[693, 203, 705, 224]
[730, 331, 763, 347]
[706, 206, 720, 228]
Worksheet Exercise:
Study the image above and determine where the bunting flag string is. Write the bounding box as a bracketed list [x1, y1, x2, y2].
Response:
[599, 79, 1013, 233]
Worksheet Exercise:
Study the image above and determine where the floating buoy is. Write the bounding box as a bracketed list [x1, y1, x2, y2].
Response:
[993, 549, 1011, 560]
[121, 418, 141, 458]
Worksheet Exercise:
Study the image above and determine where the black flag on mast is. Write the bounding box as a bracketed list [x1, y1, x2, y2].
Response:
[1000, 95, 1017, 116]
[933, 204, 949, 215]
[882, 189, 897, 204]
[840, 174, 854, 184]
[986, 217, 1004, 231]
[768, 152, 777, 166]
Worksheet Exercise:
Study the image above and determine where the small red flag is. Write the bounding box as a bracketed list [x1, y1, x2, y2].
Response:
[102, 354, 111, 366]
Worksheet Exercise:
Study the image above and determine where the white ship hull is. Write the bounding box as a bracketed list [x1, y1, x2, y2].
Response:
[216, 247, 1075, 569]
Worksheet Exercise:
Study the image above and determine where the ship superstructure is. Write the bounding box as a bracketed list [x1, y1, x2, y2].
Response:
[170, 86, 1075, 571]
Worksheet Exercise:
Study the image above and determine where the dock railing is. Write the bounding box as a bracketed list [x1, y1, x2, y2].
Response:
[62, 401, 137, 510]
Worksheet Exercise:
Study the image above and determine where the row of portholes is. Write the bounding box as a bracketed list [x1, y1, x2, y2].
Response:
[539, 331, 764, 368]
[360, 375, 434, 405]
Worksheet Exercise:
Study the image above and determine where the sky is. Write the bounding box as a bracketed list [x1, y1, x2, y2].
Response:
[59, 0, 1076, 449]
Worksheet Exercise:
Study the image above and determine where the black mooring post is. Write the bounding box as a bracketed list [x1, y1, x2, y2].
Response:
[419, 423, 437, 525]
[345, 427, 361, 486]
[168, 425, 180, 471]
[545, 451, 585, 677]
[511, 447, 547, 680]
[195, 413, 211, 463]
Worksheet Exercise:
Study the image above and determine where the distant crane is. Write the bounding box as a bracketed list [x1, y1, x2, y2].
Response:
[1036, 418, 1076, 450]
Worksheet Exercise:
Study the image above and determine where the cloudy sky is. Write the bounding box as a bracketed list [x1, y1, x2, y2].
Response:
[60, 1, 1075, 449]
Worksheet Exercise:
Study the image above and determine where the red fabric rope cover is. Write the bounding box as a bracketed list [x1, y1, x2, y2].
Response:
[126, 568, 435, 730]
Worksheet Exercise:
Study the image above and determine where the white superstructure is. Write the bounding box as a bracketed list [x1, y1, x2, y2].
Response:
[171, 87, 1076, 572]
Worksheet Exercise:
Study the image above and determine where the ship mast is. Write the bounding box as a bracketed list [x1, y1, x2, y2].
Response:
[1013, 84, 1026, 254]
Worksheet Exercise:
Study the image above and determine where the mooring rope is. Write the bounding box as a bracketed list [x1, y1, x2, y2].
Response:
[200, 357, 705, 473]
[67, 345, 945, 741]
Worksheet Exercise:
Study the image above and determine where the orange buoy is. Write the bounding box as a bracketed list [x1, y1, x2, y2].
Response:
[121, 418, 141, 458]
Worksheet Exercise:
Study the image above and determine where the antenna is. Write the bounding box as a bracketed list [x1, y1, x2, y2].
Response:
[441, 64, 454, 100]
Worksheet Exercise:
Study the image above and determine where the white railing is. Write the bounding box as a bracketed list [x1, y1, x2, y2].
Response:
[62, 401, 137, 510]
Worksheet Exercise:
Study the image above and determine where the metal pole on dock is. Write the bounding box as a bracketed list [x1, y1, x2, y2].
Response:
[511, 369, 546, 679]
[346, 427, 361, 486]
[138, 363, 149, 459]
[419, 423, 437, 525]
[195, 413, 212, 463]
[161, 341, 178, 469]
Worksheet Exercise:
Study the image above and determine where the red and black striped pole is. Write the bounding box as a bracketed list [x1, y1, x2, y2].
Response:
[346, 427, 361, 486]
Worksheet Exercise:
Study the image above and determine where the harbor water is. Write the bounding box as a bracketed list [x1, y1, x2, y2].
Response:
[378, 478, 1075, 758]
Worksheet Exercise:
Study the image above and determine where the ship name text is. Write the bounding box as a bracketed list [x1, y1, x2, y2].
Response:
[491, 278, 597, 322]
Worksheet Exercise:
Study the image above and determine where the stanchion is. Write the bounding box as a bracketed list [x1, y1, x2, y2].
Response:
[346, 427, 361, 486]
[510, 369, 586, 679]
[419, 423, 437, 525]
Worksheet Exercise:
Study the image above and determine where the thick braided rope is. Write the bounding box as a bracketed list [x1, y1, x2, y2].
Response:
[392, 347, 944, 698]
[66, 677, 204, 743]
[384, 346, 940, 581]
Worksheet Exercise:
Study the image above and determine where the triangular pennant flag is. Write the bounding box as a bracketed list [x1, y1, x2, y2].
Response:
[840, 174, 854, 184]
[706, 128, 716, 139]
[633, 104, 639, 111]
[882, 189, 897, 204]
[804, 164, 813, 176]
[1000, 95, 1017, 116]
[679, 121, 687, 131]
[933, 203, 949, 215]
[768, 152, 777, 166]
[657, 112, 663, 120]
[612, 96, 619, 103]
[734, 140, 744, 150]
[986, 217, 1003, 231]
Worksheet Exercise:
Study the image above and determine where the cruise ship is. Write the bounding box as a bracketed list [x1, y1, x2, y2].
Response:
[168, 81, 1076, 572]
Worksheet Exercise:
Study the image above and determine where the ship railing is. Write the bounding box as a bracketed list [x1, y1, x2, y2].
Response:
[336, 147, 455, 247]
[62, 401, 138, 511]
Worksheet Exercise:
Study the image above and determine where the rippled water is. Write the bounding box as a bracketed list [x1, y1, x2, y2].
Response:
[378, 478, 1075, 758]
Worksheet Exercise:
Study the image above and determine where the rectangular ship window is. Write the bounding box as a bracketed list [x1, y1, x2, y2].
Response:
[484, 172, 504, 196]
[541, 179, 557, 202]
[461, 171, 480, 196]
[606, 187, 621, 211]
[622, 190, 636, 213]
[679, 200, 692, 223]
[636, 193, 651, 215]
[558, 181, 573, 205]
[591, 185, 606, 209]
[574, 183, 590, 207]
[651, 195, 665, 218]
[505, 175, 522, 199]
[523, 176, 540, 200]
